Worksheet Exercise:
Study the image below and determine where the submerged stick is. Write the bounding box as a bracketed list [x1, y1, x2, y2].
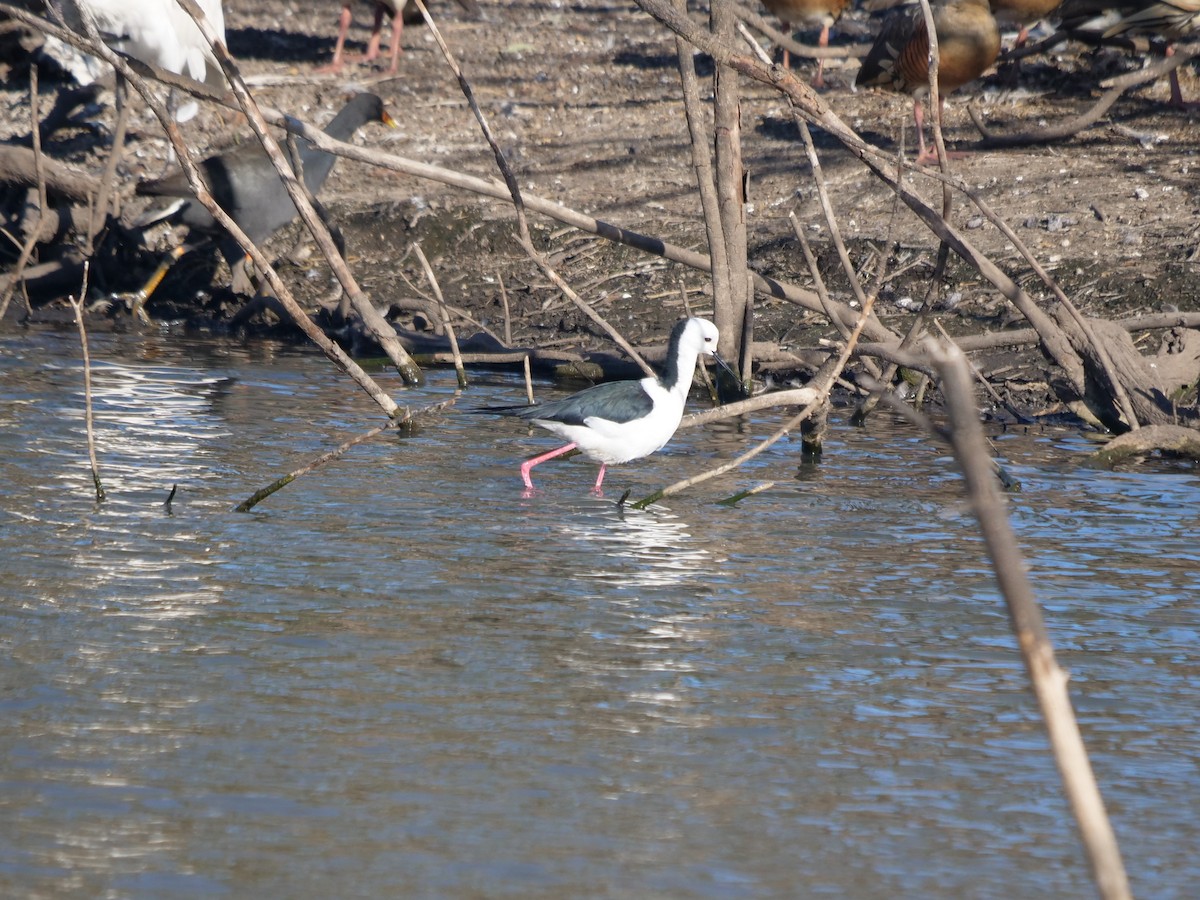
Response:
[523, 355, 534, 404]
[933, 342, 1131, 900]
[498, 271, 512, 346]
[716, 481, 775, 506]
[69, 261, 104, 502]
[234, 398, 457, 512]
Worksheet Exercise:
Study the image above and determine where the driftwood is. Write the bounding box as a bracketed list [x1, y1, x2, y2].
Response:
[1092, 424, 1200, 466]
[0, 144, 100, 201]
[1061, 316, 1199, 430]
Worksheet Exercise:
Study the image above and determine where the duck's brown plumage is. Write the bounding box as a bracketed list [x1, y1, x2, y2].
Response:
[989, 0, 1065, 28]
[857, 0, 1000, 161]
[857, 0, 1001, 95]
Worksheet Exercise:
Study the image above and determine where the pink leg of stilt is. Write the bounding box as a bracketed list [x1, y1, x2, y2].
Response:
[591, 463, 608, 496]
[520, 442, 578, 491]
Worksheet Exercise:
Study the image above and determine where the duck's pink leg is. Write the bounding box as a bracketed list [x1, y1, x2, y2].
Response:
[591, 464, 608, 496]
[316, 2, 353, 74]
[520, 443, 578, 490]
[364, 3, 387, 61]
[812, 24, 830, 89]
[386, 6, 404, 73]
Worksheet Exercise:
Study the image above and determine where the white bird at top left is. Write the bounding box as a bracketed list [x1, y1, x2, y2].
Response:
[45, 0, 227, 122]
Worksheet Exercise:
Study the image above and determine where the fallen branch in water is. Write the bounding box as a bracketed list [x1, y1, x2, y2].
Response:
[234, 398, 458, 513]
[68, 261, 105, 502]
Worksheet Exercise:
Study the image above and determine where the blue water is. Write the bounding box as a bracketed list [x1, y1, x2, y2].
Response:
[1, 328, 1197, 897]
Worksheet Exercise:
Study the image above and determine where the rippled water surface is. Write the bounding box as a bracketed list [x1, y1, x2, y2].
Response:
[1, 328, 1198, 898]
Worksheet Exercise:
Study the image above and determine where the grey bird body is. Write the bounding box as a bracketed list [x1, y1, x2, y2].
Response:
[136, 93, 393, 270]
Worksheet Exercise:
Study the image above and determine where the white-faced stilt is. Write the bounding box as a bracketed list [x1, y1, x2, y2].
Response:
[498, 317, 729, 496]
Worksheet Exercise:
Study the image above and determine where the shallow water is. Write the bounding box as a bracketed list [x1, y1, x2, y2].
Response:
[1, 327, 1197, 898]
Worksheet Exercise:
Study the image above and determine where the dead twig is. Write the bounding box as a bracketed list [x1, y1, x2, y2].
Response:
[68, 261, 105, 502]
[413, 0, 654, 378]
[931, 319, 1031, 422]
[498, 271, 512, 346]
[929, 342, 1132, 900]
[677, 0, 736, 364]
[711, 0, 753, 377]
[735, 3, 868, 60]
[233, 399, 458, 512]
[969, 84, 1127, 148]
[788, 212, 851, 341]
[412, 242, 466, 388]
[678, 386, 821, 428]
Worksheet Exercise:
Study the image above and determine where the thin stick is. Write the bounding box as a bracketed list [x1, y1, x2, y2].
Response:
[789, 211, 851, 341]
[917, 0, 948, 169]
[412, 0, 655, 378]
[412, 242, 466, 388]
[676, 0, 733, 358]
[69, 261, 105, 502]
[88, 73, 129, 250]
[933, 342, 1132, 900]
[678, 386, 820, 429]
[537, 259, 656, 377]
[931, 318, 1029, 421]
[710, 0, 753, 377]
[789, 117, 888, 382]
[735, 3, 868, 61]
[234, 398, 457, 512]
[716, 481, 775, 506]
[523, 354, 535, 404]
[498, 270, 512, 346]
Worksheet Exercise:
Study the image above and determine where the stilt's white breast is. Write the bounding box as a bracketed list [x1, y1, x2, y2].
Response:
[532, 378, 685, 466]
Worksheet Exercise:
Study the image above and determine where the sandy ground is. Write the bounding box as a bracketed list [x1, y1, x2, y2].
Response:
[3, 0, 1200, 362]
